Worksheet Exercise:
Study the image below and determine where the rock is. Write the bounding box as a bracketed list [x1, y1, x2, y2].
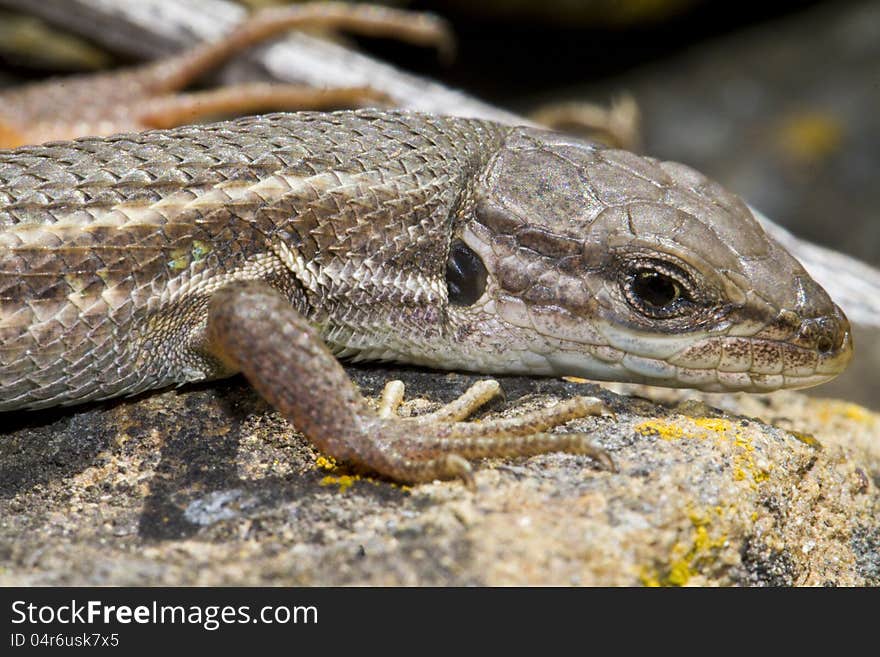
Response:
[1, 368, 876, 586]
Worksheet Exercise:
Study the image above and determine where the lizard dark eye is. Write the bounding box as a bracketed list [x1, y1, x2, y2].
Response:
[634, 271, 679, 307]
[623, 262, 695, 319]
[446, 240, 487, 306]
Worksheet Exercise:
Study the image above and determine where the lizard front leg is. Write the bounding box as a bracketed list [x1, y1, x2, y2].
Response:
[205, 281, 614, 488]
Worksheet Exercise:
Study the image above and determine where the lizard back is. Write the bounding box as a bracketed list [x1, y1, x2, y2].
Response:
[0, 110, 505, 409]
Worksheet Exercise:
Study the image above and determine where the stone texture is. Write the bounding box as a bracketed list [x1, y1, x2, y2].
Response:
[1, 368, 876, 586]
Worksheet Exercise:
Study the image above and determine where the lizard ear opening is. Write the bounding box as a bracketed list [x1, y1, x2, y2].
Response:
[446, 239, 488, 306]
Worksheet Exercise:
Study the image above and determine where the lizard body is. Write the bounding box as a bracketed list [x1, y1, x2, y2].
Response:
[0, 110, 852, 483]
[0, 3, 451, 148]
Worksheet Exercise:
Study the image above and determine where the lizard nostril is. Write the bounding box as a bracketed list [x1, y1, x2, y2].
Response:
[798, 309, 849, 356]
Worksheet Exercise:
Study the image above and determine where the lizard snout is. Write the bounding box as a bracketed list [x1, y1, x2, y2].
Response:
[772, 302, 853, 381]
[798, 307, 850, 356]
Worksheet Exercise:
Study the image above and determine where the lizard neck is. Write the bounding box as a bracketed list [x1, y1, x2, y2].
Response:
[266, 112, 509, 362]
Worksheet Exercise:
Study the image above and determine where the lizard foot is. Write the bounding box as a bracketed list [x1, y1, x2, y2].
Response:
[367, 379, 616, 488]
[530, 95, 640, 150]
[206, 281, 615, 489]
[378, 379, 500, 421]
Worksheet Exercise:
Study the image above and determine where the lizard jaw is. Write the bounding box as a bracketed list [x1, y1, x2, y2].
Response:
[440, 300, 853, 393]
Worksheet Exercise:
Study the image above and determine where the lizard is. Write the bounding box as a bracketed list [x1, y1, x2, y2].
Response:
[0, 2, 454, 148]
[0, 109, 853, 486]
[0, 0, 634, 151]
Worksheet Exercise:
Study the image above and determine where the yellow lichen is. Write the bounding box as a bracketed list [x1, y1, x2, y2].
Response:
[635, 418, 687, 441]
[691, 417, 734, 434]
[813, 400, 877, 427]
[635, 417, 771, 489]
[841, 403, 874, 424]
[643, 507, 728, 587]
[788, 430, 823, 450]
[314, 454, 411, 493]
[315, 454, 359, 492]
[639, 567, 662, 587]
[666, 557, 692, 587]
[314, 455, 338, 471]
[319, 474, 359, 493]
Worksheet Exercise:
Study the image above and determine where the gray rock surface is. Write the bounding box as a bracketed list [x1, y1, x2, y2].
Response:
[1, 369, 877, 586]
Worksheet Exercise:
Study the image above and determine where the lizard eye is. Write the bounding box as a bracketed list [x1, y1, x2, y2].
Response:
[446, 240, 487, 306]
[623, 261, 695, 319]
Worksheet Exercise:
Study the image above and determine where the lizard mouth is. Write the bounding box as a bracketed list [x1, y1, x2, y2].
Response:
[454, 295, 855, 393]
[659, 302, 854, 391]
[539, 317, 853, 392]
[662, 333, 853, 391]
[540, 332, 853, 392]
[531, 302, 854, 392]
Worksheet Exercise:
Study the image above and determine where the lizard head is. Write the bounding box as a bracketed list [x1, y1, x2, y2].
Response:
[446, 126, 852, 392]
